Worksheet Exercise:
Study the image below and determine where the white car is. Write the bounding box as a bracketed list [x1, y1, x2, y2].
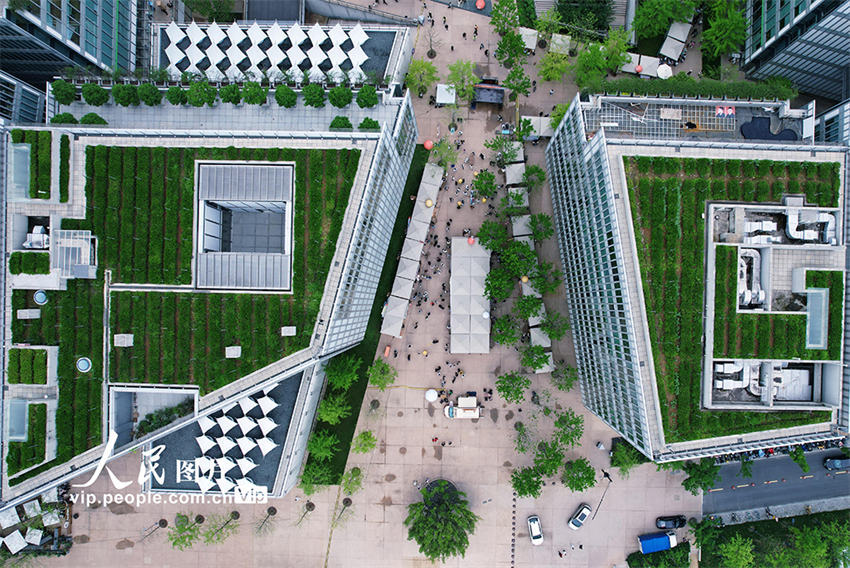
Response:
[527, 515, 544, 545]
[568, 504, 592, 530]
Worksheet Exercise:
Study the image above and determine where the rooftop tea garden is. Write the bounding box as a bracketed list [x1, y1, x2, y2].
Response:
[624, 156, 838, 442]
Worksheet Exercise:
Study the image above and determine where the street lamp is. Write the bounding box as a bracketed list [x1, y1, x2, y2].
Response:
[140, 518, 168, 541]
[296, 501, 316, 526]
[336, 498, 353, 523]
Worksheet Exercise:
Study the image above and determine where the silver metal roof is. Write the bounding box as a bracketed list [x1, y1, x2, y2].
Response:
[198, 163, 293, 202]
[196, 253, 292, 290]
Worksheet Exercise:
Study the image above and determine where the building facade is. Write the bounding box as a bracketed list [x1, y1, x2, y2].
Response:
[815, 98, 850, 145]
[0, 71, 45, 124]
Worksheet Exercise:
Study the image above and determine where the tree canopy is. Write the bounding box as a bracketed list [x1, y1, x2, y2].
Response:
[406, 59, 440, 95]
[367, 359, 397, 390]
[447, 60, 479, 102]
[681, 458, 721, 494]
[561, 457, 597, 492]
[538, 52, 571, 82]
[556, 0, 613, 31]
[702, 0, 747, 57]
[492, 314, 521, 345]
[632, 0, 698, 40]
[496, 371, 532, 403]
[503, 64, 532, 98]
[491, 0, 520, 35]
[477, 219, 511, 250]
[404, 481, 479, 563]
[511, 466, 544, 498]
[495, 30, 527, 68]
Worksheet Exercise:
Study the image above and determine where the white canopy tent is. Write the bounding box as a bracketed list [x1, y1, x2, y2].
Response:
[533, 351, 555, 374]
[328, 23, 348, 46]
[508, 142, 524, 163]
[215, 415, 237, 435]
[659, 36, 686, 60]
[549, 33, 572, 55]
[512, 215, 532, 237]
[396, 257, 419, 280]
[669, 21, 692, 42]
[436, 84, 456, 106]
[4, 531, 26, 554]
[401, 238, 423, 260]
[288, 22, 308, 45]
[216, 436, 237, 455]
[450, 237, 491, 354]
[620, 53, 661, 77]
[518, 27, 539, 52]
[195, 435, 216, 454]
[391, 276, 414, 299]
[530, 326, 552, 348]
[505, 163, 526, 186]
[257, 416, 278, 436]
[380, 296, 409, 337]
[349, 23, 369, 46]
[508, 188, 529, 208]
[520, 115, 555, 137]
[257, 395, 278, 415]
[198, 416, 216, 434]
[408, 219, 430, 242]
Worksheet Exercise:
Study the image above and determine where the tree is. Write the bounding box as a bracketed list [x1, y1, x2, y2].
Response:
[553, 409, 584, 448]
[603, 28, 631, 72]
[325, 355, 362, 392]
[484, 268, 516, 301]
[495, 30, 526, 69]
[492, 314, 521, 345]
[168, 513, 202, 550]
[80, 112, 108, 125]
[533, 441, 565, 477]
[689, 516, 721, 550]
[719, 534, 755, 568]
[242, 81, 268, 104]
[477, 220, 510, 250]
[351, 430, 377, 454]
[446, 60, 479, 103]
[681, 458, 721, 494]
[356, 84, 379, 108]
[51, 112, 78, 124]
[538, 52, 571, 82]
[515, 118, 535, 143]
[551, 361, 579, 391]
[424, 25, 443, 58]
[406, 59, 440, 96]
[328, 85, 353, 108]
[702, 0, 747, 57]
[536, 8, 563, 40]
[302, 83, 325, 107]
[737, 455, 753, 478]
[550, 102, 570, 129]
[789, 446, 810, 473]
[556, 0, 613, 31]
[472, 169, 499, 199]
[820, 520, 850, 567]
[299, 460, 335, 494]
[514, 422, 534, 453]
[562, 458, 597, 492]
[275, 84, 297, 107]
[523, 165, 546, 191]
[529, 213, 554, 241]
[341, 467, 364, 495]
[490, 0, 520, 35]
[307, 431, 340, 461]
[183, 0, 237, 22]
[404, 481, 479, 563]
[571, 43, 607, 88]
[611, 441, 644, 478]
[359, 117, 380, 130]
[540, 311, 570, 340]
[166, 86, 188, 105]
[51, 79, 76, 105]
[511, 467, 544, 498]
[367, 359, 397, 390]
[514, 295, 543, 319]
[495, 371, 531, 404]
[500, 240, 537, 278]
[201, 512, 240, 545]
[530, 261, 561, 295]
[787, 526, 830, 568]
[139, 83, 162, 106]
[484, 135, 519, 166]
[632, 0, 697, 40]
[521, 344, 550, 370]
[430, 138, 458, 167]
[503, 64, 531, 99]
[316, 392, 352, 425]
[219, 83, 242, 104]
[330, 116, 353, 129]
[187, 80, 217, 107]
[81, 83, 109, 106]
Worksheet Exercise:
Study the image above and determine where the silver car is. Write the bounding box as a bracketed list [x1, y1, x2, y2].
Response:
[527, 515, 544, 545]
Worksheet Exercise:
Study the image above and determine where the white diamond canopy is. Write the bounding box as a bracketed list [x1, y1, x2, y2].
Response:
[327, 44, 347, 67]
[165, 21, 186, 45]
[257, 396, 278, 415]
[286, 44, 307, 66]
[237, 436, 258, 454]
[288, 22, 307, 45]
[307, 45, 327, 66]
[237, 416, 259, 435]
[216, 436, 237, 455]
[216, 476, 235, 493]
[165, 43, 185, 70]
[227, 22, 247, 46]
[247, 22, 266, 46]
[195, 435, 216, 454]
[328, 23, 348, 46]
[206, 22, 226, 45]
[196, 476, 216, 493]
[238, 397, 258, 414]
[308, 22, 328, 46]
[216, 415, 237, 435]
[186, 21, 206, 45]
[186, 43, 205, 66]
[348, 44, 368, 67]
[257, 437, 279, 456]
[267, 44, 286, 66]
[349, 23, 369, 46]
[215, 456, 237, 475]
[206, 44, 226, 66]
[247, 43, 266, 66]
[257, 416, 278, 436]
[267, 22, 286, 46]
[237, 457, 258, 475]
[226, 43, 246, 66]
[198, 416, 216, 434]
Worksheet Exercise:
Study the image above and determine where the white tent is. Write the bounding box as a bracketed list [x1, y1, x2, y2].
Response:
[436, 84, 456, 106]
[186, 21, 206, 45]
[468, 333, 489, 354]
[408, 219, 429, 242]
[469, 315, 489, 334]
[349, 23, 369, 46]
[508, 142, 524, 163]
[668, 21, 692, 42]
[396, 257, 419, 280]
[549, 33, 572, 55]
[308, 22, 328, 46]
[521, 280, 541, 298]
[247, 22, 266, 46]
[288, 22, 308, 46]
[237, 456, 258, 475]
[216, 456, 238, 475]
[0, 507, 20, 530]
[518, 27, 539, 52]
[198, 416, 216, 434]
[530, 326, 552, 348]
[505, 163, 526, 186]
[227, 22, 247, 46]
[257, 395, 278, 415]
[24, 528, 43, 545]
[237, 416, 258, 435]
[165, 21, 187, 46]
[520, 115, 555, 138]
[238, 397, 258, 414]
[533, 351, 555, 374]
[451, 312, 470, 333]
[528, 303, 546, 327]
[4, 531, 26, 554]
[450, 334, 470, 352]
[206, 22, 227, 45]
[450, 237, 491, 354]
[216, 476, 236, 493]
[412, 199, 433, 225]
[401, 238, 423, 260]
[381, 295, 409, 337]
[512, 215, 532, 237]
[620, 51, 640, 74]
[216, 415, 238, 434]
[328, 23, 348, 46]
[391, 276, 414, 299]
[267, 22, 286, 46]
[508, 188, 529, 208]
[286, 44, 307, 67]
[257, 416, 278, 436]
[216, 436, 237, 455]
[196, 435, 216, 454]
[307, 45, 327, 66]
[236, 436, 258, 454]
[257, 437, 279, 456]
[659, 36, 685, 60]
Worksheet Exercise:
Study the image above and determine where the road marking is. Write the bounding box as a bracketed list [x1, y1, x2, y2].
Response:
[735, 484, 751, 489]
[834, 471, 848, 475]
[763, 480, 778, 484]
[708, 488, 724, 493]
[800, 475, 814, 480]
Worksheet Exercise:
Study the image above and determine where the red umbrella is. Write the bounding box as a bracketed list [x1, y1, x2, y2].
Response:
[467, 237, 476, 245]
[476, 0, 485, 9]
[635, 64, 643, 73]
[424, 139, 434, 150]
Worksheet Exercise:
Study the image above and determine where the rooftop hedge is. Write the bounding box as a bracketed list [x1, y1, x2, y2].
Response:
[585, 74, 797, 101]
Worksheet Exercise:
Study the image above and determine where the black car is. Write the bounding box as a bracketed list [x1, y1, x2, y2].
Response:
[823, 457, 850, 471]
[656, 515, 687, 529]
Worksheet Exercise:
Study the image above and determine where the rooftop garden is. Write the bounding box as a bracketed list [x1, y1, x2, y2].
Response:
[714, 249, 844, 361]
[6, 403, 47, 477]
[6, 348, 47, 384]
[624, 156, 838, 442]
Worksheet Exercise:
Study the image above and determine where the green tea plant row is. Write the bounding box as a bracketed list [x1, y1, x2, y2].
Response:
[10, 129, 51, 199]
[6, 403, 47, 477]
[109, 148, 359, 393]
[9, 252, 50, 275]
[626, 156, 834, 442]
[6, 348, 48, 384]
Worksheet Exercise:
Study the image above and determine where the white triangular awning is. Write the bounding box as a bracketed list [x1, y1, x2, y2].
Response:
[348, 44, 368, 68]
[396, 257, 419, 280]
[308, 22, 328, 46]
[257, 416, 278, 436]
[286, 44, 307, 67]
[327, 44, 347, 67]
[216, 436, 237, 455]
[206, 21, 227, 45]
[196, 476, 216, 493]
[215, 476, 235, 493]
[238, 397, 258, 415]
[216, 415, 238, 435]
[287, 22, 308, 45]
[247, 22, 267, 45]
[257, 437, 279, 456]
[349, 23, 369, 46]
[195, 435, 216, 454]
[237, 457, 258, 475]
[227, 22, 247, 46]
[236, 436, 258, 454]
[237, 416, 258, 436]
[165, 21, 187, 46]
[267, 22, 286, 46]
[215, 456, 237, 475]
[328, 23, 348, 46]
[307, 45, 327, 66]
[198, 416, 216, 434]
[257, 395, 278, 415]
[186, 21, 206, 45]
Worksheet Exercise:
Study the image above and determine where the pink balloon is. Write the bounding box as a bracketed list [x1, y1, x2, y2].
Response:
[476, 0, 485, 9]
[635, 65, 643, 73]
[468, 237, 476, 245]
[424, 139, 434, 150]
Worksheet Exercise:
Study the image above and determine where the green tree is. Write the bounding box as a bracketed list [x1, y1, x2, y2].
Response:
[187, 80, 217, 107]
[201, 512, 240, 545]
[219, 83, 242, 104]
[50, 112, 78, 124]
[820, 520, 850, 567]
[702, 0, 747, 57]
[529, 213, 554, 241]
[275, 84, 297, 107]
[404, 481, 479, 563]
[521, 344, 550, 370]
[406, 59, 440, 96]
[166, 85, 188, 105]
[540, 311, 570, 340]
[514, 295, 543, 319]
[514, 422, 534, 453]
[689, 516, 721, 550]
[611, 441, 644, 478]
[550, 102, 570, 129]
[511, 467, 544, 498]
[307, 431, 340, 461]
[484, 267, 516, 301]
[352, 430, 377, 454]
[430, 138, 458, 167]
[446, 60, 479, 103]
[515, 117, 535, 143]
[330, 116, 353, 129]
[787, 525, 830, 568]
[538, 52, 571, 82]
[551, 361, 579, 391]
[553, 409, 584, 448]
[317, 392, 352, 425]
[490, 0, 520, 35]
[477, 219, 510, 250]
[51, 79, 76, 105]
[484, 135, 519, 165]
[503, 64, 531, 98]
[356, 84, 379, 108]
[367, 359, 397, 390]
[536, 8, 563, 40]
[556, 0, 613, 31]
[359, 117, 381, 130]
[242, 81, 268, 104]
[492, 314, 521, 345]
[719, 533, 755, 568]
[681, 458, 721, 494]
[530, 261, 561, 295]
[737, 456, 753, 478]
[495, 371, 532, 404]
[472, 169, 499, 199]
[341, 467, 364, 495]
[496, 30, 527, 68]
[603, 28, 631, 71]
[326, 355, 362, 391]
[571, 43, 607, 88]
[523, 164, 546, 191]
[299, 460, 335, 494]
[500, 240, 537, 278]
[632, 0, 697, 40]
[139, 83, 162, 106]
[497, 191, 527, 218]
[789, 446, 810, 473]
[168, 513, 202, 550]
[81, 83, 109, 106]
[80, 112, 108, 125]
[302, 83, 326, 107]
[561, 458, 597, 492]
[328, 85, 353, 107]
[533, 441, 565, 477]
[183, 0, 237, 22]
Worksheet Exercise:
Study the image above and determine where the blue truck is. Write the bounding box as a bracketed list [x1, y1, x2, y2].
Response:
[638, 531, 678, 554]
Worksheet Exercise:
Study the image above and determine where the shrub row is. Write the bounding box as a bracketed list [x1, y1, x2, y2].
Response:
[6, 348, 48, 384]
[135, 398, 194, 438]
[6, 404, 47, 476]
[9, 251, 50, 274]
[517, 0, 537, 27]
[11, 129, 51, 199]
[59, 134, 70, 202]
[586, 74, 797, 101]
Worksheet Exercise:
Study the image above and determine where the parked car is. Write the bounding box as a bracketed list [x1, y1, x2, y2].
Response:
[527, 515, 543, 545]
[568, 504, 592, 530]
[823, 456, 850, 471]
[656, 515, 687, 529]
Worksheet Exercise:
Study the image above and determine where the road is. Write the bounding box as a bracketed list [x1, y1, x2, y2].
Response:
[703, 449, 850, 513]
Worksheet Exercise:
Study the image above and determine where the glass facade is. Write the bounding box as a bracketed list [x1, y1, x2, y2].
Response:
[0, 71, 45, 123]
[545, 100, 653, 457]
[815, 99, 850, 145]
